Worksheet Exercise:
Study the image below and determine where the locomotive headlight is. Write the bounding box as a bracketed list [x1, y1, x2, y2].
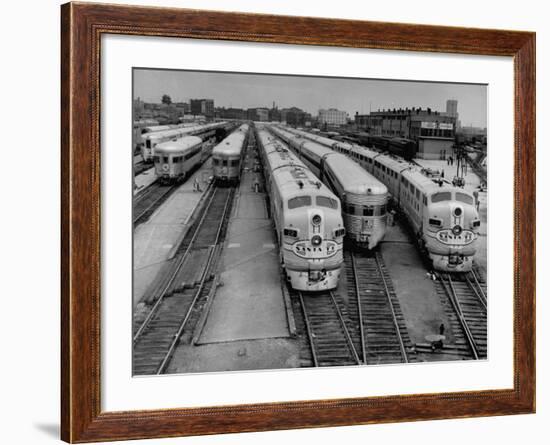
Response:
[453, 207, 463, 217]
[452, 225, 463, 236]
[311, 235, 322, 246]
[312, 214, 322, 226]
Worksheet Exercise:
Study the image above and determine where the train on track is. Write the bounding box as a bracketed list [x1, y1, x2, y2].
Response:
[287, 127, 480, 272]
[322, 131, 417, 161]
[256, 126, 345, 291]
[212, 123, 250, 184]
[268, 125, 389, 249]
[153, 135, 214, 183]
[141, 122, 230, 162]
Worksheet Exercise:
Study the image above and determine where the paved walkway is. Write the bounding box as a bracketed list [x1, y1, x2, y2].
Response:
[133, 159, 212, 307]
[380, 223, 453, 346]
[133, 166, 156, 195]
[197, 149, 290, 344]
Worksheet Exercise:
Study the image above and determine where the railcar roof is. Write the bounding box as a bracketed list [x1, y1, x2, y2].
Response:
[275, 127, 387, 196]
[327, 153, 388, 195]
[155, 136, 203, 153]
[212, 124, 249, 156]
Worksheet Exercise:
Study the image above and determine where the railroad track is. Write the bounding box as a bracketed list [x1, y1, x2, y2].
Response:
[133, 181, 178, 227]
[298, 290, 361, 367]
[132, 186, 236, 375]
[346, 251, 413, 364]
[134, 160, 152, 176]
[434, 271, 487, 359]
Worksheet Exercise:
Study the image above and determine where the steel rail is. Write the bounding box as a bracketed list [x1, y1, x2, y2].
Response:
[298, 291, 319, 367]
[156, 186, 235, 374]
[133, 182, 176, 225]
[350, 252, 367, 364]
[374, 253, 409, 363]
[438, 273, 480, 360]
[328, 291, 361, 365]
[133, 184, 217, 343]
[469, 272, 487, 307]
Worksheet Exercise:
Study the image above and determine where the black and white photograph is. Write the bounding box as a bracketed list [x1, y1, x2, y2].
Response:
[132, 68, 488, 376]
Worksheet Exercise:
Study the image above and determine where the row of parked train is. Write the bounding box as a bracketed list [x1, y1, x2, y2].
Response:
[275, 126, 481, 275]
[134, 119, 481, 292]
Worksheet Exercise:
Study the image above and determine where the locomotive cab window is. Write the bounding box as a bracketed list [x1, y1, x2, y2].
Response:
[375, 204, 387, 216]
[212, 158, 220, 166]
[222, 159, 228, 166]
[431, 192, 452, 203]
[316, 196, 338, 210]
[363, 206, 374, 216]
[456, 192, 474, 205]
[288, 196, 311, 209]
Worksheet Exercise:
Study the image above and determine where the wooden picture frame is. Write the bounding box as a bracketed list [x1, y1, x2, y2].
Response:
[61, 2, 535, 442]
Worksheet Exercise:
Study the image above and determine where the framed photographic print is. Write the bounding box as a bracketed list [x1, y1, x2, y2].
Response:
[61, 2, 535, 442]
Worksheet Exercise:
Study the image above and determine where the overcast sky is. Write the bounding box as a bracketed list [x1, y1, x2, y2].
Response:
[134, 69, 487, 128]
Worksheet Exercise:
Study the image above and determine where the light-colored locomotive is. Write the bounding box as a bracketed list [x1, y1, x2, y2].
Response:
[256, 127, 344, 291]
[212, 124, 250, 184]
[289, 127, 481, 272]
[153, 135, 213, 182]
[141, 122, 228, 163]
[268, 126, 388, 249]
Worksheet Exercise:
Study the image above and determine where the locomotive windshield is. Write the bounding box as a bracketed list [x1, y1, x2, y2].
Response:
[316, 196, 338, 209]
[455, 192, 474, 205]
[288, 196, 311, 209]
[431, 192, 452, 203]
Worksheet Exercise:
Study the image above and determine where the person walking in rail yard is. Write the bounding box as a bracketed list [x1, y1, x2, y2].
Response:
[193, 176, 202, 192]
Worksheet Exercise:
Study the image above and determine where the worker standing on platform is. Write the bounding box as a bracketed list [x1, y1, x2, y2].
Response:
[473, 189, 480, 211]
[193, 176, 202, 192]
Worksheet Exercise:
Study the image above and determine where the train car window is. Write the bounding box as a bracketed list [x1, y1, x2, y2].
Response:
[363, 206, 374, 216]
[316, 196, 338, 209]
[230, 159, 239, 166]
[163, 156, 169, 163]
[423, 195, 428, 205]
[409, 183, 415, 193]
[456, 192, 474, 205]
[153, 156, 160, 163]
[222, 159, 228, 166]
[373, 205, 386, 216]
[288, 196, 312, 209]
[431, 192, 452, 203]
[416, 189, 420, 200]
[212, 158, 219, 166]
[347, 204, 356, 214]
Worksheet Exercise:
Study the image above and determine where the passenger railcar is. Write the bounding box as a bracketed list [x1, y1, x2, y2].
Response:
[256, 127, 344, 291]
[212, 124, 250, 184]
[141, 122, 228, 163]
[289, 128, 480, 271]
[133, 119, 159, 152]
[153, 135, 211, 182]
[269, 126, 388, 249]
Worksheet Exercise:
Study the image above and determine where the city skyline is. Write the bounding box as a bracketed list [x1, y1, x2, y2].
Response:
[134, 68, 487, 128]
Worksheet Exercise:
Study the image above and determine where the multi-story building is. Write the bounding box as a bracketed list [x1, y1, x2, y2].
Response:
[355, 106, 457, 160]
[281, 107, 310, 126]
[446, 99, 458, 119]
[190, 99, 215, 117]
[216, 107, 247, 120]
[247, 107, 269, 121]
[318, 108, 347, 126]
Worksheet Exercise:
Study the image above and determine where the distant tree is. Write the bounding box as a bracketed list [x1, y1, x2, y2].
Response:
[161, 94, 172, 105]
